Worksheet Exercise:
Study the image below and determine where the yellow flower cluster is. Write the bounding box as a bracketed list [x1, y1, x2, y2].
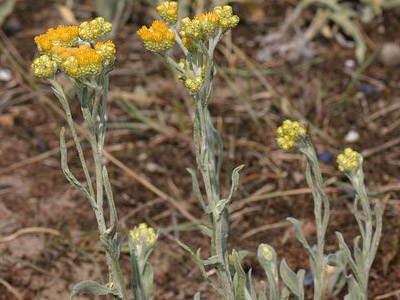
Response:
[94, 40, 117, 66]
[129, 223, 157, 245]
[137, 20, 175, 53]
[184, 76, 203, 94]
[180, 6, 239, 40]
[32, 19, 116, 79]
[32, 55, 58, 79]
[34, 25, 79, 52]
[156, 1, 178, 24]
[276, 120, 307, 150]
[79, 17, 112, 42]
[337, 148, 361, 172]
[213, 6, 240, 30]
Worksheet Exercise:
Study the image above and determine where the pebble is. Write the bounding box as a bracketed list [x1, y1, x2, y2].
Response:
[379, 43, 400, 67]
[344, 130, 360, 143]
[0, 68, 12, 82]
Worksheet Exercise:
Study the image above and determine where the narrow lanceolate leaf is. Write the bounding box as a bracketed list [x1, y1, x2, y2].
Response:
[280, 259, 301, 297]
[286, 218, 313, 257]
[335, 232, 358, 276]
[232, 250, 246, 300]
[187, 168, 207, 211]
[70, 280, 115, 299]
[369, 204, 382, 268]
[143, 263, 154, 298]
[59, 128, 91, 200]
[102, 166, 118, 237]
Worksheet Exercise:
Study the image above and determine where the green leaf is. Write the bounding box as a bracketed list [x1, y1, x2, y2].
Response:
[143, 263, 154, 298]
[102, 167, 118, 237]
[232, 250, 246, 300]
[369, 204, 382, 268]
[187, 168, 207, 212]
[70, 280, 115, 299]
[329, 11, 366, 63]
[286, 218, 313, 257]
[59, 128, 91, 200]
[0, 0, 15, 26]
[280, 259, 301, 297]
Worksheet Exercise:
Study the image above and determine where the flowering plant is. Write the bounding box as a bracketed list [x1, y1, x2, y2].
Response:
[32, 18, 156, 300]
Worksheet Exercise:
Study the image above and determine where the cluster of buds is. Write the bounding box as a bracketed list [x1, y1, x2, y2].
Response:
[129, 223, 157, 247]
[180, 6, 239, 40]
[32, 18, 116, 79]
[79, 17, 112, 43]
[276, 120, 307, 150]
[337, 148, 361, 173]
[137, 20, 175, 53]
[156, 1, 178, 24]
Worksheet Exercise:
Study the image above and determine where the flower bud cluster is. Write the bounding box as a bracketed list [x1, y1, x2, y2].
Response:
[129, 223, 157, 246]
[156, 1, 178, 24]
[32, 19, 116, 79]
[137, 20, 175, 53]
[276, 120, 307, 150]
[32, 55, 58, 79]
[180, 6, 239, 40]
[337, 148, 361, 172]
[78, 17, 113, 43]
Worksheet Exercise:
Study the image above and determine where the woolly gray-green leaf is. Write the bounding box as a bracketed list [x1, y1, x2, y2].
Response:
[59, 128, 91, 200]
[187, 168, 207, 212]
[232, 250, 246, 300]
[286, 218, 312, 256]
[369, 204, 382, 268]
[70, 280, 115, 299]
[280, 259, 301, 297]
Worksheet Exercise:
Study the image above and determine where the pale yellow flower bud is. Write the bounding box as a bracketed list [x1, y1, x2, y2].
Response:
[156, 1, 178, 24]
[79, 17, 112, 42]
[32, 55, 57, 79]
[276, 120, 307, 150]
[337, 148, 361, 172]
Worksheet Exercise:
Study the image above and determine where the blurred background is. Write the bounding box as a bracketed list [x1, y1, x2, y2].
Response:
[1, 0, 400, 299]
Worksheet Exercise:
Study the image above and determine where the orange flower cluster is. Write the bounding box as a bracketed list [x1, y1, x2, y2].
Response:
[32, 19, 116, 79]
[137, 20, 175, 53]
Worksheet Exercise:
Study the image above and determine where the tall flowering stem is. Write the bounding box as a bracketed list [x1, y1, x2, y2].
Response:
[32, 19, 128, 299]
[336, 149, 382, 300]
[138, 3, 242, 299]
[277, 120, 330, 300]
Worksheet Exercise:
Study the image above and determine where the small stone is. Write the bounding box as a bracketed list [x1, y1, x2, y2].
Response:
[379, 43, 400, 67]
[0, 68, 12, 82]
[345, 130, 360, 143]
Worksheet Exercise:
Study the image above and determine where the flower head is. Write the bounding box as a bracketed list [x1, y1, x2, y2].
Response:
[94, 40, 116, 66]
[180, 12, 219, 40]
[51, 45, 105, 78]
[185, 76, 203, 94]
[34, 25, 79, 52]
[276, 120, 307, 150]
[156, 1, 178, 24]
[337, 148, 361, 172]
[79, 17, 112, 42]
[129, 223, 157, 246]
[213, 6, 240, 30]
[137, 20, 175, 53]
[31, 55, 58, 79]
